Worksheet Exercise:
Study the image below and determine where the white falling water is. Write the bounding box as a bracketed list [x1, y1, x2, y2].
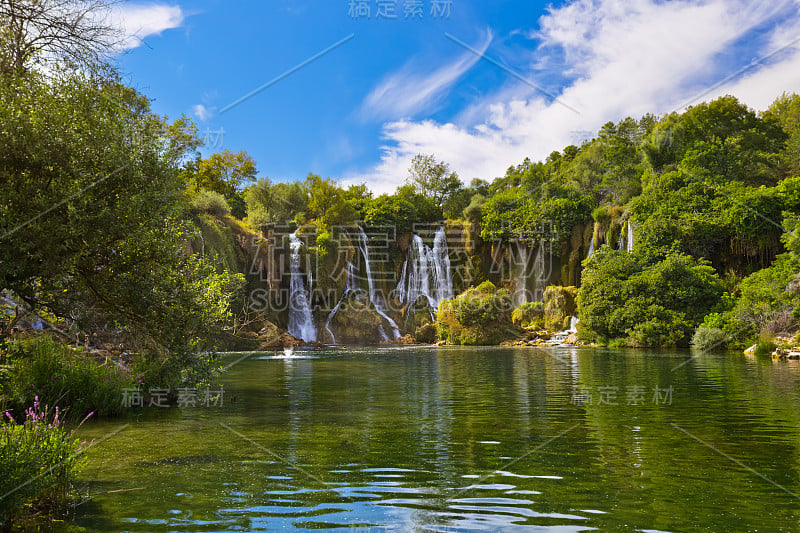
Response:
[358, 228, 401, 340]
[395, 226, 453, 314]
[513, 242, 530, 307]
[587, 233, 595, 257]
[627, 220, 634, 252]
[617, 221, 626, 250]
[324, 262, 356, 344]
[547, 316, 579, 346]
[531, 242, 546, 302]
[287, 232, 317, 343]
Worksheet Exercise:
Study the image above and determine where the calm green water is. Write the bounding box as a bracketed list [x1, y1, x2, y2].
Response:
[75, 347, 800, 532]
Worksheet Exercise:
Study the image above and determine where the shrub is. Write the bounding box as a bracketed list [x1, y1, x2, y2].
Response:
[543, 286, 577, 331]
[6, 337, 137, 419]
[190, 189, 230, 217]
[578, 248, 724, 346]
[437, 283, 520, 345]
[692, 326, 728, 351]
[512, 301, 543, 327]
[414, 323, 437, 343]
[463, 194, 486, 223]
[592, 206, 610, 222]
[0, 398, 87, 524]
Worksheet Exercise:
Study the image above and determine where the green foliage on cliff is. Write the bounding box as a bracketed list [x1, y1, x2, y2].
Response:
[437, 282, 520, 345]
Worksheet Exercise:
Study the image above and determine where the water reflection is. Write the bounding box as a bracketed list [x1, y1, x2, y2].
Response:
[76, 347, 800, 531]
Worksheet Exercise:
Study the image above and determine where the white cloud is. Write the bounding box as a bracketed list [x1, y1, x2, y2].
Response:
[361, 29, 493, 120]
[193, 104, 212, 121]
[349, 0, 800, 194]
[110, 3, 185, 50]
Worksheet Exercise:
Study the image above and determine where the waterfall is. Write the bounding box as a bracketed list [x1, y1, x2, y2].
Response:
[287, 232, 317, 343]
[395, 226, 454, 314]
[627, 220, 634, 252]
[617, 221, 626, 250]
[324, 262, 355, 344]
[513, 242, 530, 307]
[531, 242, 546, 302]
[567, 316, 579, 333]
[432, 227, 454, 304]
[357, 228, 401, 340]
[587, 234, 595, 257]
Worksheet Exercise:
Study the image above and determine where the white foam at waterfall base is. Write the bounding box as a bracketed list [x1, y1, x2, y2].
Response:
[287, 232, 317, 343]
[546, 316, 579, 346]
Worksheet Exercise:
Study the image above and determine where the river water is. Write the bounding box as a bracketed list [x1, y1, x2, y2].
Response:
[75, 346, 800, 531]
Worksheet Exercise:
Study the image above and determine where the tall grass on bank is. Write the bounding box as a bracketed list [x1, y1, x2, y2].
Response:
[3, 336, 137, 419]
[0, 397, 89, 526]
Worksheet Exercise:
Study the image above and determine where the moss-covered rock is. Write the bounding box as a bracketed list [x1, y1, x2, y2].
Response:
[543, 285, 577, 331]
[437, 281, 522, 345]
[512, 301, 544, 328]
[414, 322, 437, 343]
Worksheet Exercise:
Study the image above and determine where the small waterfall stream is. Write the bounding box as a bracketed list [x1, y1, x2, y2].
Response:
[394, 226, 453, 315]
[587, 233, 595, 257]
[357, 228, 401, 341]
[627, 220, 634, 252]
[324, 262, 355, 344]
[287, 232, 317, 343]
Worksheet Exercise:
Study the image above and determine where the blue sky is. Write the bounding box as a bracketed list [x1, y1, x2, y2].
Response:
[115, 0, 800, 192]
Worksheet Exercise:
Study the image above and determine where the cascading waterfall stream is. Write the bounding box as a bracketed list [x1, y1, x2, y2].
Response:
[287, 232, 317, 343]
[395, 226, 454, 315]
[358, 228, 401, 341]
[513, 242, 530, 307]
[627, 220, 634, 252]
[324, 262, 355, 344]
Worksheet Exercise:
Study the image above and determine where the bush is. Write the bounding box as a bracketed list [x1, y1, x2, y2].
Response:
[6, 337, 137, 419]
[577, 248, 724, 346]
[754, 334, 777, 356]
[0, 398, 87, 524]
[692, 326, 728, 351]
[463, 194, 486, 223]
[592, 206, 610, 222]
[190, 190, 230, 217]
[512, 301, 543, 327]
[543, 286, 577, 331]
[437, 283, 520, 345]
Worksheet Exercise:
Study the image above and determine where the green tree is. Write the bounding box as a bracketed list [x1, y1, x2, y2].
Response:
[183, 150, 258, 218]
[304, 173, 356, 228]
[0, 73, 240, 368]
[407, 154, 463, 206]
[365, 195, 418, 234]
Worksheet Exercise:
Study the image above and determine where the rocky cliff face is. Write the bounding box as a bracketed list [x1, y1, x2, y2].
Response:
[195, 216, 598, 345]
